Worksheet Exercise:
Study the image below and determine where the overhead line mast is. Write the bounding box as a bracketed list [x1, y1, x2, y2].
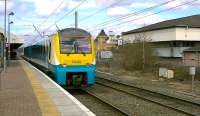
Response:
[75, 11, 78, 29]
[64, 0, 125, 28]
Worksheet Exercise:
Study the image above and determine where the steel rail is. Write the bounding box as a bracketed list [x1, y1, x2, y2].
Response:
[82, 89, 130, 116]
[96, 77, 200, 116]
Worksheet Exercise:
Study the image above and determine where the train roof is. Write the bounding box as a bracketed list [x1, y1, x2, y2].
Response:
[59, 28, 91, 38]
[19, 28, 91, 48]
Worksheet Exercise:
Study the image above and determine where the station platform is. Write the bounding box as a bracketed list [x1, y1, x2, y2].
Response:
[0, 60, 95, 116]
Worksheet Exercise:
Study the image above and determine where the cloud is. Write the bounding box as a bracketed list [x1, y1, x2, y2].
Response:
[0, 0, 16, 15]
[96, 0, 136, 7]
[164, 0, 188, 9]
[107, 6, 129, 16]
[24, 0, 96, 17]
[34, 0, 67, 16]
[130, 2, 156, 8]
[107, 25, 133, 35]
[21, 0, 67, 16]
[103, 12, 164, 34]
[96, 0, 117, 6]
[1, 0, 199, 36]
[67, 0, 97, 9]
[123, 12, 164, 26]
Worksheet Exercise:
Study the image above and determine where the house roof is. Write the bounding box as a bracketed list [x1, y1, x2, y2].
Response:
[95, 30, 109, 42]
[122, 15, 200, 35]
[97, 30, 108, 37]
[183, 47, 200, 52]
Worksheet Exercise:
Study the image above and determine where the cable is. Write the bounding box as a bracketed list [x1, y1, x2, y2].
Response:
[62, 0, 136, 29]
[14, 15, 38, 37]
[90, 0, 199, 32]
[115, 0, 199, 28]
[15, 0, 65, 36]
[14, 15, 33, 24]
[43, 0, 87, 33]
[93, 0, 176, 28]
[88, 0, 176, 31]
[56, 0, 87, 23]
[37, 0, 65, 27]
[79, 0, 124, 22]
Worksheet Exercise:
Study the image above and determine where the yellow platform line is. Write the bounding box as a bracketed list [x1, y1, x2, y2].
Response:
[20, 61, 60, 116]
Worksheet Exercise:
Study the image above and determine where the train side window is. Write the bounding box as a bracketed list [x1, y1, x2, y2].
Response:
[49, 42, 51, 60]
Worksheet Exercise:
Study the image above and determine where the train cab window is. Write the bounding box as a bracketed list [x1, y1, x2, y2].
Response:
[60, 37, 91, 54]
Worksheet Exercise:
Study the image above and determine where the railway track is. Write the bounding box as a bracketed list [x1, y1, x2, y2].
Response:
[69, 89, 129, 116]
[96, 76, 200, 116]
[26, 58, 129, 115]
[27, 58, 200, 115]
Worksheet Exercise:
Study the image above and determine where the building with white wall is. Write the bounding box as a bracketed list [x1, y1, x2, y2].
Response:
[122, 15, 200, 58]
[0, 28, 24, 59]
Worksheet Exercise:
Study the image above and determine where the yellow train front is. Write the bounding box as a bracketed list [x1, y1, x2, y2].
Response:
[23, 28, 96, 88]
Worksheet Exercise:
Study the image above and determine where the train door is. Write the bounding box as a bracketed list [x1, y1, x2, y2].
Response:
[48, 37, 52, 65]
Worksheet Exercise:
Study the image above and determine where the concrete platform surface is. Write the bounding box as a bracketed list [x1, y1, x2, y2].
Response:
[0, 60, 95, 116]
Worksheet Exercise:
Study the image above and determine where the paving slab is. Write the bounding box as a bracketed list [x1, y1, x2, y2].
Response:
[0, 60, 95, 116]
[21, 60, 95, 116]
[0, 61, 41, 116]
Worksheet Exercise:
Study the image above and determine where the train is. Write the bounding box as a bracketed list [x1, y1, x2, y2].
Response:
[20, 28, 96, 88]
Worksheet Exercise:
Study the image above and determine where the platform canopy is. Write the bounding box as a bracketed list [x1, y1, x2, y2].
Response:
[0, 27, 24, 44]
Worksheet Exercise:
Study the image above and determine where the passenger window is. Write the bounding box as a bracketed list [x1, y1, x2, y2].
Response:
[49, 42, 51, 60]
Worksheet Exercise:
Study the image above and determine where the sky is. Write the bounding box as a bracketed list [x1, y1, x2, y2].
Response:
[0, 0, 200, 38]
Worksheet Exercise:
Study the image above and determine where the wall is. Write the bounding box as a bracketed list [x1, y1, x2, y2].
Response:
[183, 52, 200, 66]
[10, 37, 24, 43]
[122, 27, 200, 58]
[122, 28, 176, 43]
[176, 28, 200, 41]
[155, 47, 190, 57]
[122, 27, 200, 43]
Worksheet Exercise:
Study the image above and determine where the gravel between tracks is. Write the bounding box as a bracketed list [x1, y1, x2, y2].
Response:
[96, 77, 200, 115]
[96, 71, 200, 105]
[68, 90, 126, 116]
[86, 84, 189, 116]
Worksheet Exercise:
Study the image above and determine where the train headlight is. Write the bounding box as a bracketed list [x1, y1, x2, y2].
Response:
[86, 63, 90, 66]
[92, 59, 96, 65]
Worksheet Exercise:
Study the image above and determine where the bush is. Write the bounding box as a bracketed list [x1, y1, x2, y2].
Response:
[173, 67, 190, 81]
[113, 42, 158, 71]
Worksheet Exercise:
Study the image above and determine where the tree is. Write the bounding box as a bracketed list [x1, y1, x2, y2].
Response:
[134, 33, 152, 70]
[116, 33, 157, 71]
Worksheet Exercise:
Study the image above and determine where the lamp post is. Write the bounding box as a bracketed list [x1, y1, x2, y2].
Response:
[8, 21, 13, 64]
[8, 12, 14, 65]
[3, 0, 7, 72]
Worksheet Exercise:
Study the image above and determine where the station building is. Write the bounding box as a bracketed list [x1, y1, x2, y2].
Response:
[0, 28, 24, 59]
[122, 15, 200, 58]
